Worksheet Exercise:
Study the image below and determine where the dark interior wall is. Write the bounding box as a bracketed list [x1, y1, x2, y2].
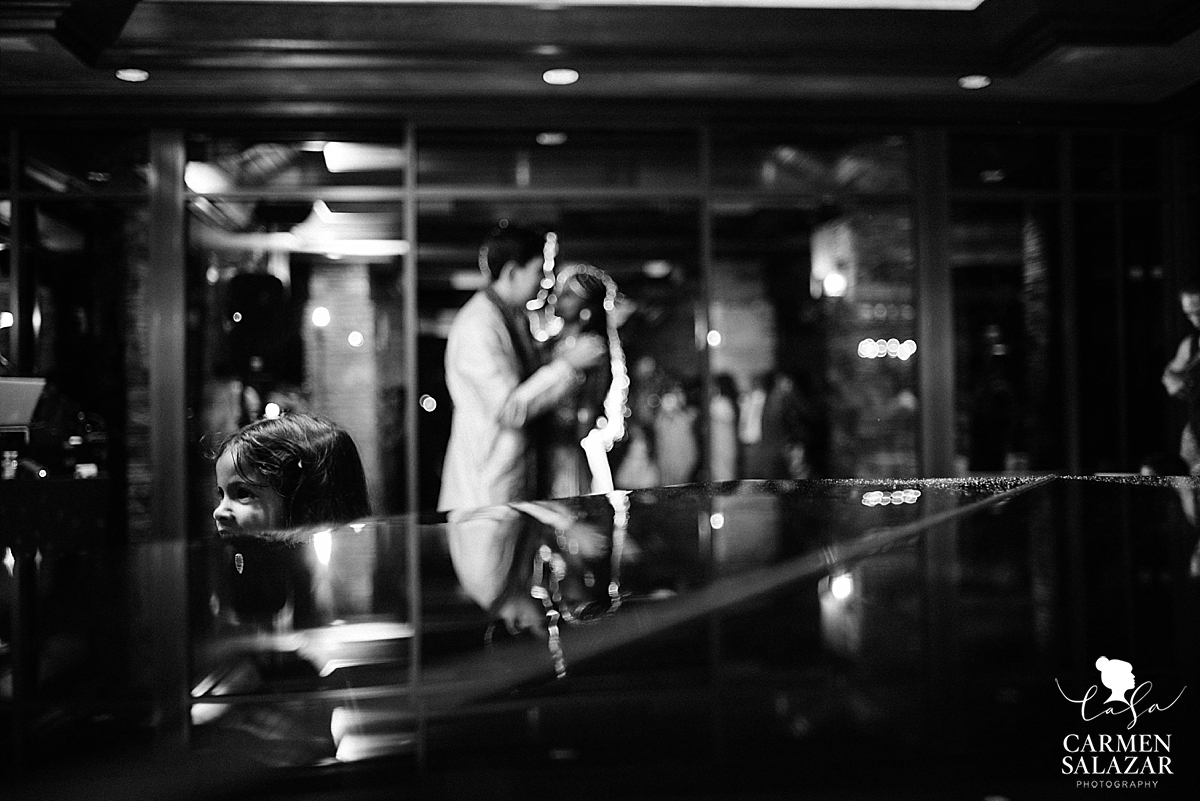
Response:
[3, 108, 1197, 491]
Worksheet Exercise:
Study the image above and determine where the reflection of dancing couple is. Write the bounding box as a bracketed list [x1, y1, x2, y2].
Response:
[437, 223, 627, 637]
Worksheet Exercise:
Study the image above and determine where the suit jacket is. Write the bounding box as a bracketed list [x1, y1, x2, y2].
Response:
[438, 290, 580, 512]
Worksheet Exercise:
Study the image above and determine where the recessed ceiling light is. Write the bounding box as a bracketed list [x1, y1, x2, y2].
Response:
[536, 131, 568, 146]
[115, 68, 149, 83]
[542, 68, 579, 86]
[533, 44, 563, 56]
[958, 74, 991, 90]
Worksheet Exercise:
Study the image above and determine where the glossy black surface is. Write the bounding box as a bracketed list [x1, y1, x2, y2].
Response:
[7, 476, 1199, 798]
[166, 476, 1199, 797]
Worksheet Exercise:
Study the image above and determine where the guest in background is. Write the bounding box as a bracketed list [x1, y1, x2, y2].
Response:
[743, 370, 814, 479]
[1162, 281, 1200, 474]
[654, 380, 699, 486]
[710, 373, 740, 482]
[615, 355, 669, 489]
[1140, 451, 1191, 477]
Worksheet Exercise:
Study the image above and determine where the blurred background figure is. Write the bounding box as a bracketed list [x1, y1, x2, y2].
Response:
[615, 355, 670, 490]
[654, 380, 699, 486]
[743, 371, 816, 479]
[1161, 281, 1200, 474]
[1139, 451, 1191, 477]
[710, 373, 740, 482]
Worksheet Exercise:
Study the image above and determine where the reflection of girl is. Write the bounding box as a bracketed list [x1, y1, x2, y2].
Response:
[546, 264, 628, 497]
[1095, 656, 1136, 705]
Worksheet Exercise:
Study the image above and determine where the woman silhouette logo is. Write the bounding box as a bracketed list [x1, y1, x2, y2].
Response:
[1095, 656, 1136, 705]
[1057, 655, 1185, 729]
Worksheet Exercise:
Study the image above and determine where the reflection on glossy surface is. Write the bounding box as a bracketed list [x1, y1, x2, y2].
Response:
[182, 476, 1199, 798]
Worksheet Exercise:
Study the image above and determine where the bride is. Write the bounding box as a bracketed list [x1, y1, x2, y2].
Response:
[544, 263, 628, 498]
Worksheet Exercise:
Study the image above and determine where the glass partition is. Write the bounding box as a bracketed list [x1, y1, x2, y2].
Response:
[186, 136, 407, 191]
[415, 198, 702, 507]
[1072, 197, 1169, 474]
[185, 134, 410, 524]
[712, 199, 918, 479]
[1, 195, 144, 773]
[19, 131, 147, 196]
[0, 128, 9, 192]
[949, 130, 1058, 193]
[417, 128, 700, 189]
[711, 129, 909, 194]
[949, 201, 1063, 474]
[1122, 199, 1170, 464]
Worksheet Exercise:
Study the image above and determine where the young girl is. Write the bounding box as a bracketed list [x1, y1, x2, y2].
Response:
[213, 412, 371, 534]
[211, 412, 371, 629]
[202, 413, 372, 762]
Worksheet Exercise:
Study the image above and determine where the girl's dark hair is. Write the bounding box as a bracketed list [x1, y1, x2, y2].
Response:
[213, 413, 371, 527]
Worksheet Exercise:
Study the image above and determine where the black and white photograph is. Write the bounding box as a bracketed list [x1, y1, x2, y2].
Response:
[1, 1, 1199, 799]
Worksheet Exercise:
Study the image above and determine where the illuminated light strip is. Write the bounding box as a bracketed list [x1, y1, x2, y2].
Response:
[862, 488, 922, 506]
[858, 337, 916, 360]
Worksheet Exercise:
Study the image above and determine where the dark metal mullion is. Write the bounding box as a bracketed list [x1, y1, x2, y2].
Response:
[697, 123, 723, 769]
[1163, 131, 1190, 446]
[1113, 137, 1130, 471]
[191, 186, 408, 203]
[911, 126, 962, 756]
[9, 130, 35, 374]
[6, 132, 33, 772]
[1059, 132, 1081, 475]
[913, 127, 953, 478]
[15, 191, 146, 203]
[146, 127, 190, 751]
[402, 121, 426, 773]
[414, 186, 704, 202]
[698, 126, 713, 484]
[1058, 132, 1088, 674]
[1111, 135, 1138, 659]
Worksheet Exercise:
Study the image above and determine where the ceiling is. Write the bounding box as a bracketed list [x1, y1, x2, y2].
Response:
[2, 0, 1200, 118]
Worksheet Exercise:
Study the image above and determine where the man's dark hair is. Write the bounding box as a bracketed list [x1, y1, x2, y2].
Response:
[479, 221, 547, 281]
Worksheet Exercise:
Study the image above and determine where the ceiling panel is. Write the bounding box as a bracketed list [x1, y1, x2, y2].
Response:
[1, 0, 1199, 114]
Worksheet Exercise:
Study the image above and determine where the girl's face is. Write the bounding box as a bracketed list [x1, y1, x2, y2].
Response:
[213, 450, 286, 535]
